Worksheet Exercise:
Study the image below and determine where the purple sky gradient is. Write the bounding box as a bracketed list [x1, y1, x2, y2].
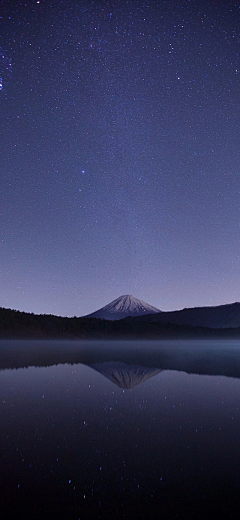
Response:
[1, 0, 239, 316]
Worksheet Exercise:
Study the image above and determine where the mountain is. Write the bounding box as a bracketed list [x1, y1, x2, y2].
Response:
[90, 361, 163, 389]
[125, 302, 240, 329]
[83, 294, 161, 321]
[2, 302, 240, 341]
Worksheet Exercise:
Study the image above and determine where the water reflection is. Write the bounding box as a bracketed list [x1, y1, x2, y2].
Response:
[90, 361, 162, 388]
[1, 339, 240, 380]
[1, 341, 240, 519]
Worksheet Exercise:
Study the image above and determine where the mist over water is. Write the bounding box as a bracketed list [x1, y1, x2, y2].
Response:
[1, 339, 240, 378]
[1, 340, 240, 519]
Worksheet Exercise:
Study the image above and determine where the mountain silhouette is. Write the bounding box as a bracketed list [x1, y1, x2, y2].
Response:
[84, 294, 161, 320]
[127, 302, 240, 329]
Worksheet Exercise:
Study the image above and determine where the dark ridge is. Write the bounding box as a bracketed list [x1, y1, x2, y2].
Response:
[124, 302, 240, 329]
[1, 306, 240, 340]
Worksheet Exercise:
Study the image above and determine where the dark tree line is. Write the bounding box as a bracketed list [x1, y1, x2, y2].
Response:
[1, 306, 240, 339]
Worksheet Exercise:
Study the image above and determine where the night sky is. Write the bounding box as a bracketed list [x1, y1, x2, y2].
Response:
[1, 0, 239, 317]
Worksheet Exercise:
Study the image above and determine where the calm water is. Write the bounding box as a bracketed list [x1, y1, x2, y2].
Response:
[1, 340, 240, 519]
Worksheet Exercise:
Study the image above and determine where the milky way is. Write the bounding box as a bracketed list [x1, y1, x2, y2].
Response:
[1, 0, 239, 316]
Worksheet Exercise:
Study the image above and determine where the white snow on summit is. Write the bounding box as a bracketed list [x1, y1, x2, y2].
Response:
[84, 294, 161, 321]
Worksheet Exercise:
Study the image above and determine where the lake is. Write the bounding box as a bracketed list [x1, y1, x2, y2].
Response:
[1, 340, 240, 519]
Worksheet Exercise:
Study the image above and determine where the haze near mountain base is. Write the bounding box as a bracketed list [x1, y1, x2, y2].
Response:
[84, 294, 161, 321]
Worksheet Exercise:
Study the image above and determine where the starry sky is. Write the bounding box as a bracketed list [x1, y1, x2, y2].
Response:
[1, 0, 239, 317]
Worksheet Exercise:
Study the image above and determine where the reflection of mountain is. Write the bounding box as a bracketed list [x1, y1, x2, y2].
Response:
[90, 361, 163, 389]
[3, 342, 240, 380]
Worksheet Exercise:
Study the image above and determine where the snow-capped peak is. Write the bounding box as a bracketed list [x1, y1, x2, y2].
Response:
[84, 294, 161, 321]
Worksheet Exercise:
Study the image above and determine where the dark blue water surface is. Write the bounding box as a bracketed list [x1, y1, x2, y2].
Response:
[1, 340, 240, 519]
